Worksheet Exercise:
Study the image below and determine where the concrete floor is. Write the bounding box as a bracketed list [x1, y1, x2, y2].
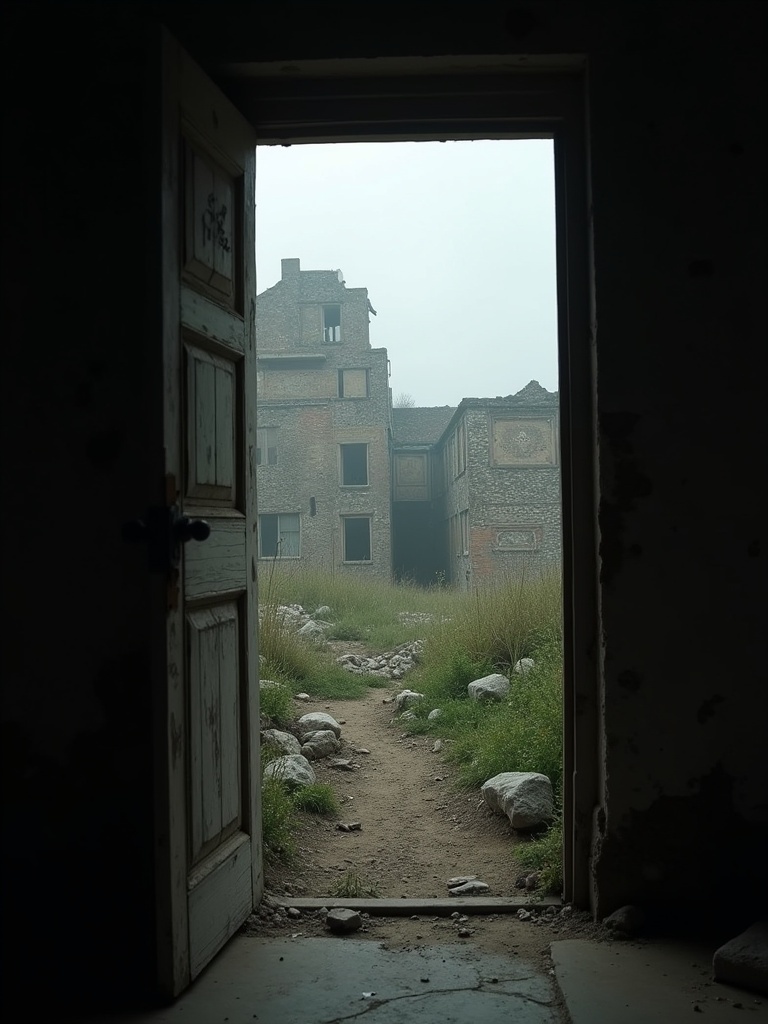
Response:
[89, 931, 768, 1024]
[105, 935, 566, 1024]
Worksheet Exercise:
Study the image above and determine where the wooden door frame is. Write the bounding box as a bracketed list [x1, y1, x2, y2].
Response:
[219, 58, 600, 909]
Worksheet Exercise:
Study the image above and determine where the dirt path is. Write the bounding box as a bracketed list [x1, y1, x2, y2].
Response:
[255, 677, 607, 991]
[268, 685, 523, 899]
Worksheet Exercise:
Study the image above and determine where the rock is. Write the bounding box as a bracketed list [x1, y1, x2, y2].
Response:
[458, 928, 472, 938]
[294, 692, 311, 702]
[603, 905, 646, 937]
[395, 689, 426, 710]
[517, 909, 532, 921]
[525, 873, 540, 891]
[300, 730, 340, 760]
[447, 876, 477, 889]
[298, 619, 329, 641]
[261, 729, 301, 756]
[448, 880, 490, 896]
[400, 710, 416, 721]
[432, 740, 443, 753]
[297, 712, 342, 738]
[481, 772, 554, 829]
[314, 605, 332, 618]
[513, 658, 535, 675]
[428, 708, 443, 721]
[327, 908, 362, 935]
[468, 673, 510, 702]
[286, 907, 301, 919]
[713, 921, 768, 995]
[259, 678, 283, 690]
[336, 822, 362, 832]
[329, 758, 355, 771]
[263, 754, 316, 789]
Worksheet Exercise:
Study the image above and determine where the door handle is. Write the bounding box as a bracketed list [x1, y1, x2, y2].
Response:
[122, 504, 210, 573]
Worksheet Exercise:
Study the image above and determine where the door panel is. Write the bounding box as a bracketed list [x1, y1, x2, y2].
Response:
[157, 31, 260, 998]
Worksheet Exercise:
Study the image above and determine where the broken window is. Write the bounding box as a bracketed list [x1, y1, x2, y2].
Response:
[256, 427, 278, 466]
[343, 516, 371, 562]
[340, 443, 369, 486]
[322, 304, 341, 343]
[258, 513, 300, 558]
[338, 368, 369, 398]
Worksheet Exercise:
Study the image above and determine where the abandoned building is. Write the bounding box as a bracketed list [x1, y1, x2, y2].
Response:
[3, 2, 766, 1020]
[256, 259, 561, 586]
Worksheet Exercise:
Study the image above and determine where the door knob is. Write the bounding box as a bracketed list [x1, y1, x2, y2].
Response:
[123, 504, 210, 572]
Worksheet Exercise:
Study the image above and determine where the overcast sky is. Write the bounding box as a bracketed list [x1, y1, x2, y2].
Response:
[255, 140, 558, 408]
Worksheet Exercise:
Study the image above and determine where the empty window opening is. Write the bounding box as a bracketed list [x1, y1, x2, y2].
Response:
[338, 368, 369, 398]
[343, 516, 371, 561]
[256, 427, 278, 466]
[340, 443, 369, 486]
[259, 513, 300, 557]
[323, 303, 341, 343]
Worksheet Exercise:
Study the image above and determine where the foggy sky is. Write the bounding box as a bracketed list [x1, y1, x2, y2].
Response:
[255, 140, 558, 408]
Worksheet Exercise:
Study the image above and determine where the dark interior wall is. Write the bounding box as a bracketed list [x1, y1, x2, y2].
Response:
[392, 502, 447, 585]
[2, 6, 163, 1010]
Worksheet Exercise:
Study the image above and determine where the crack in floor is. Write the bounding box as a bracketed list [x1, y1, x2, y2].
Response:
[319, 979, 554, 1022]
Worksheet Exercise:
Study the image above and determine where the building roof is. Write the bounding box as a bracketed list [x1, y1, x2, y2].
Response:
[392, 406, 457, 445]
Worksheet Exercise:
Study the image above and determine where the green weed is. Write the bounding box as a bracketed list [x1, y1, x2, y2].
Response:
[292, 783, 339, 815]
[329, 870, 381, 898]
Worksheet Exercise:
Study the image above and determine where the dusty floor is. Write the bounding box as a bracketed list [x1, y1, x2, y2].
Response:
[254, 678, 609, 971]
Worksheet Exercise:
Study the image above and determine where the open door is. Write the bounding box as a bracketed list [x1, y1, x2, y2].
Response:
[153, 32, 261, 997]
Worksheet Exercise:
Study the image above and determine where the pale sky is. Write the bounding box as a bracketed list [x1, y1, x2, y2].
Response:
[255, 140, 558, 408]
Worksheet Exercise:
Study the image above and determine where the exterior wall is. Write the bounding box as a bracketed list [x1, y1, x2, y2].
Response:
[440, 395, 561, 590]
[256, 261, 392, 580]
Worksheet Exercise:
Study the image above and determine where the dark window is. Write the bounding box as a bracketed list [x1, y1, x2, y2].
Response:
[343, 517, 371, 562]
[259, 513, 300, 558]
[340, 443, 368, 485]
[322, 304, 341, 343]
[256, 427, 278, 466]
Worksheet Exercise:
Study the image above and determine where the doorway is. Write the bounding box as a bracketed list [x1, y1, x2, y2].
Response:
[228, 64, 598, 909]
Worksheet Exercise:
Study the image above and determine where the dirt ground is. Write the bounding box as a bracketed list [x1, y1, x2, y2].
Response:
[252, 673, 610, 971]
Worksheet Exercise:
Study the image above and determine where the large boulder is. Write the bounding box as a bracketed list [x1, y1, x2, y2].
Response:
[297, 712, 342, 738]
[298, 619, 329, 641]
[301, 730, 341, 760]
[468, 673, 510, 702]
[261, 729, 301, 756]
[395, 689, 425, 710]
[481, 772, 554, 829]
[263, 754, 316, 789]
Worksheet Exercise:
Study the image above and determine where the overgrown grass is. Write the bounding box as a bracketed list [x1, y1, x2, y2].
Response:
[516, 817, 563, 894]
[259, 682, 294, 725]
[292, 783, 339, 815]
[329, 869, 381, 898]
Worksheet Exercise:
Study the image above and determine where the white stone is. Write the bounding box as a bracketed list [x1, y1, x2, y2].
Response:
[513, 658, 535, 675]
[294, 693, 311, 702]
[481, 771, 554, 829]
[428, 708, 443, 721]
[298, 619, 328, 640]
[468, 673, 510, 702]
[395, 689, 425, 710]
[314, 605, 332, 618]
[713, 920, 768, 995]
[449, 880, 490, 896]
[297, 712, 342, 738]
[300, 730, 340, 760]
[261, 729, 301, 756]
[259, 678, 283, 690]
[263, 754, 316, 789]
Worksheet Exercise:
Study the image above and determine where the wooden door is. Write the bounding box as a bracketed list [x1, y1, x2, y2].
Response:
[155, 33, 261, 997]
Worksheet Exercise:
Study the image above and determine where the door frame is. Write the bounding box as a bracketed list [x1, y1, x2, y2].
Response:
[220, 58, 599, 909]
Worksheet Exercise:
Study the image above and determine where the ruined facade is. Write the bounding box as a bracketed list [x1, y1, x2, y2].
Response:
[255, 259, 392, 578]
[256, 260, 561, 587]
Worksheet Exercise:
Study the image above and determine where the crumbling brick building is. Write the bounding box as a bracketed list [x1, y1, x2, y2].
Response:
[256, 259, 561, 586]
